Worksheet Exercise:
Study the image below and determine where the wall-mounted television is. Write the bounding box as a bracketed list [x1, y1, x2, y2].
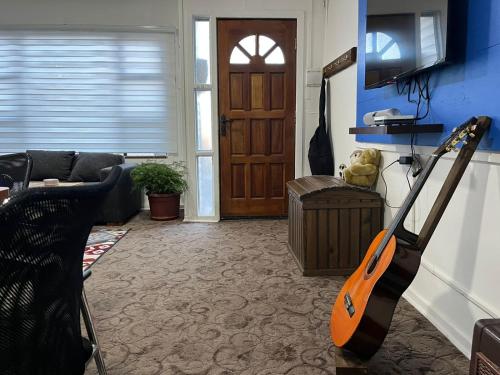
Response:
[365, 0, 466, 89]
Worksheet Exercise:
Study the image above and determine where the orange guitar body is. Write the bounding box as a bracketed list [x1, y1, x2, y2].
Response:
[331, 230, 396, 347]
[330, 229, 423, 358]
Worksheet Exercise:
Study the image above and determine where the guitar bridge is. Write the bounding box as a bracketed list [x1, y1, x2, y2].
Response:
[344, 292, 355, 318]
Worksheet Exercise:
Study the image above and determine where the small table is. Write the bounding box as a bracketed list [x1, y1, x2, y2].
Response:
[29, 181, 83, 188]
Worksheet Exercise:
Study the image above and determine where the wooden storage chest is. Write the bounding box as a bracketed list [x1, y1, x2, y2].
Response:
[287, 176, 383, 276]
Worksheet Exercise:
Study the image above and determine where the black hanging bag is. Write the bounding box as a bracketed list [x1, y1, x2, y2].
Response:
[308, 78, 334, 175]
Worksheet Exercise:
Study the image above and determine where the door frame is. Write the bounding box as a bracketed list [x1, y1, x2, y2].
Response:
[181, 0, 308, 222]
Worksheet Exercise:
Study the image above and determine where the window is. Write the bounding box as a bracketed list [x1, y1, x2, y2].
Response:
[194, 19, 215, 217]
[195, 21, 210, 85]
[0, 29, 177, 153]
[229, 34, 285, 65]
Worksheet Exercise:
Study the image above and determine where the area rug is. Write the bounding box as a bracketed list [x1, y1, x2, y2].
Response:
[83, 228, 128, 271]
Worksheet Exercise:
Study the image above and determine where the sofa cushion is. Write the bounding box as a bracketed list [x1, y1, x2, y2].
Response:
[27, 150, 76, 181]
[68, 152, 124, 182]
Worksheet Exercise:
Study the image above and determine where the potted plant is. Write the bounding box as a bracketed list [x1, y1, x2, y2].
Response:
[131, 162, 188, 220]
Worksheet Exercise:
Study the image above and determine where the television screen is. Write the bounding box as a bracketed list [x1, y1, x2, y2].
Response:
[365, 0, 450, 89]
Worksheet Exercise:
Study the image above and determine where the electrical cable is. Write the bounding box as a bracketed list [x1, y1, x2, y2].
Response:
[399, 73, 432, 121]
[380, 159, 401, 209]
[414, 72, 432, 120]
[387, 73, 432, 207]
[405, 164, 412, 190]
[397, 73, 431, 178]
[405, 77, 420, 178]
[397, 78, 412, 96]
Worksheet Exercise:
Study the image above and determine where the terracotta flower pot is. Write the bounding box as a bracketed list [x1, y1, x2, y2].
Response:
[147, 193, 180, 221]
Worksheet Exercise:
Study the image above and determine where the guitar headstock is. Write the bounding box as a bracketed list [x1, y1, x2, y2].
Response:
[434, 117, 481, 156]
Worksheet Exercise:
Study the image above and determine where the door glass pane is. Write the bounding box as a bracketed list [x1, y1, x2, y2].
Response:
[230, 47, 250, 64]
[258, 35, 275, 56]
[195, 90, 212, 151]
[195, 20, 210, 85]
[265, 46, 285, 64]
[239, 35, 256, 56]
[197, 156, 214, 216]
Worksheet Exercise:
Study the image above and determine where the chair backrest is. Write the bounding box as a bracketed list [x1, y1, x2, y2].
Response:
[0, 153, 33, 191]
[0, 167, 120, 375]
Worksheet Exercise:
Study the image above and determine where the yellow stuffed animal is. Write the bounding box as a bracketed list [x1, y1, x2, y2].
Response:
[339, 148, 381, 187]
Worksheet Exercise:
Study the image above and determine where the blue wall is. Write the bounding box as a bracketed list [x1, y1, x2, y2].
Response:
[356, 0, 499, 151]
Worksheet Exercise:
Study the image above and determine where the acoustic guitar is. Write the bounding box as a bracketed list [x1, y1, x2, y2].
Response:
[330, 116, 491, 358]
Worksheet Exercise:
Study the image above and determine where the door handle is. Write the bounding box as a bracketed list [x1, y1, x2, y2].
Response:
[219, 114, 232, 136]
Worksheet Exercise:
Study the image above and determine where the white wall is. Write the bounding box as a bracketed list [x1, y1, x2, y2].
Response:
[0, 0, 179, 27]
[304, 0, 327, 176]
[324, 0, 500, 357]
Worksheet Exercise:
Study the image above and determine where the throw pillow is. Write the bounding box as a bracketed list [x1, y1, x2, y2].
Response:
[27, 150, 76, 181]
[68, 152, 124, 182]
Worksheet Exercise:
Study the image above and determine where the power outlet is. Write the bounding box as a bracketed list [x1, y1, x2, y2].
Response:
[398, 156, 413, 165]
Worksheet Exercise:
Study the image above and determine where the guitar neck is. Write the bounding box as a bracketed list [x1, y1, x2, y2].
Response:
[382, 155, 440, 246]
[416, 117, 491, 250]
[376, 116, 491, 257]
[391, 155, 439, 235]
[373, 155, 440, 258]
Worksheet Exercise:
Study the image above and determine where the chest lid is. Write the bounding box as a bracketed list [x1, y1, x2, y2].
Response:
[287, 176, 380, 201]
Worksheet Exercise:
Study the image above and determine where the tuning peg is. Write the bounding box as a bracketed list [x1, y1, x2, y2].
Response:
[463, 141, 468, 145]
[469, 133, 476, 138]
[452, 127, 457, 132]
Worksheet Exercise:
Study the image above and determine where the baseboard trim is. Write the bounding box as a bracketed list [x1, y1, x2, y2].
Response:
[403, 287, 471, 358]
[183, 217, 219, 223]
[420, 259, 499, 318]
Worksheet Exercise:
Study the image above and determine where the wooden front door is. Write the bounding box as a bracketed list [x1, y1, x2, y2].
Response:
[217, 19, 296, 218]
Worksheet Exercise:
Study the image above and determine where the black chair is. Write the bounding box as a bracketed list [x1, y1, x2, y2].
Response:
[0, 153, 33, 191]
[0, 167, 120, 375]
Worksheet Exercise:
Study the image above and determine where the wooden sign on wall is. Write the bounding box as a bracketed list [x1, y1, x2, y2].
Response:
[323, 47, 357, 79]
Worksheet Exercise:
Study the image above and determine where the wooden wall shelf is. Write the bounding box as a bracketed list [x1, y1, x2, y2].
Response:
[349, 124, 443, 135]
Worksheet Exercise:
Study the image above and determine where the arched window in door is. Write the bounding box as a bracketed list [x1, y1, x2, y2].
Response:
[230, 34, 285, 64]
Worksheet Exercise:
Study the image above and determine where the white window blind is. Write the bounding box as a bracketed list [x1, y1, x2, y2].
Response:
[0, 30, 177, 153]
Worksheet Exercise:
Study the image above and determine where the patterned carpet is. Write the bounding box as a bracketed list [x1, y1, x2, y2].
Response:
[85, 213, 469, 374]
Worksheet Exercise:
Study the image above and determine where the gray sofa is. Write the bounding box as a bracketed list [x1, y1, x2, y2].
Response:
[27, 150, 142, 224]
